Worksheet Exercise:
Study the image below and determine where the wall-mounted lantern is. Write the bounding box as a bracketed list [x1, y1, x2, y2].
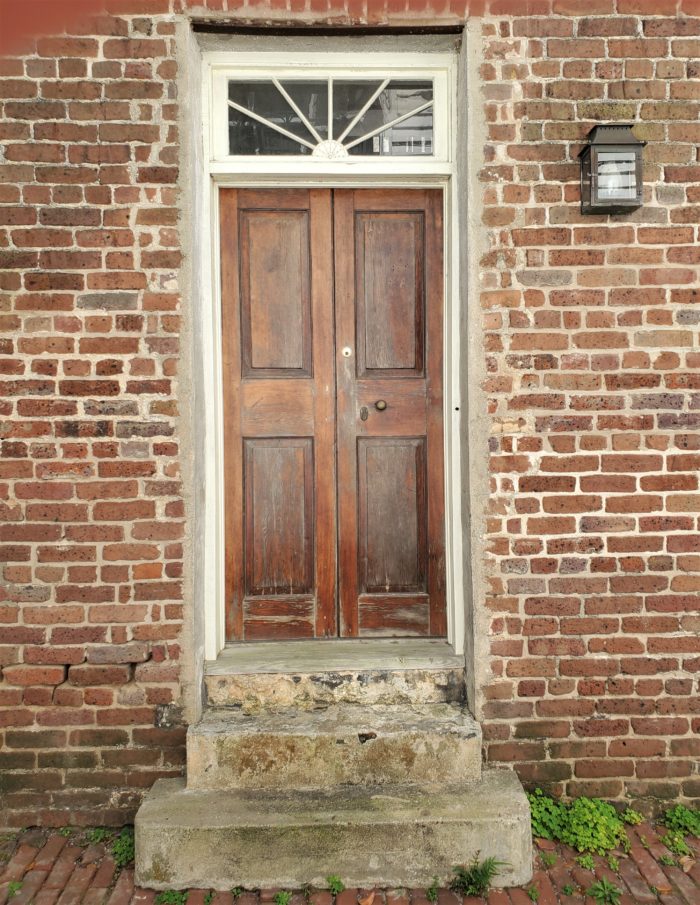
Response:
[578, 124, 646, 214]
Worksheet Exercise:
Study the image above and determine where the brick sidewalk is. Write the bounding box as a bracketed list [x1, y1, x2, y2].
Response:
[0, 822, 698, 905]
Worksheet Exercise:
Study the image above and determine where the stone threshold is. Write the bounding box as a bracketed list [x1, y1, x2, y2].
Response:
[206, 638, 463, 675]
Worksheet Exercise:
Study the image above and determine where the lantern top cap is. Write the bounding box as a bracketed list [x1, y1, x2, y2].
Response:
[578, 123, 646, 157]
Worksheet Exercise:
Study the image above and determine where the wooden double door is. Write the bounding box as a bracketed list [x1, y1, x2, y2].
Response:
[221, 188, 446, 641]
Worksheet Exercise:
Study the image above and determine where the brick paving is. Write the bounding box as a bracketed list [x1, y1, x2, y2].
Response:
[0, 823, 698, 905]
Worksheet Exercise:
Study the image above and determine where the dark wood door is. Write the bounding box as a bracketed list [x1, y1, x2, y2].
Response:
[221, 187, 445, 642]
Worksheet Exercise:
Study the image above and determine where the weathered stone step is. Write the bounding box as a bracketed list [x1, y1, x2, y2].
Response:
[205, 640, 465, 710]
[187, 703, 482, 790]
[135, 770, 532, 890]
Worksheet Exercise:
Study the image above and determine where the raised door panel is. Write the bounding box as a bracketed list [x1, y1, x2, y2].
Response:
[358, 438, 426, 594]
[244, 439, 314, 597]
[240, 209, 311, 376]
[355, 211, 425, 377]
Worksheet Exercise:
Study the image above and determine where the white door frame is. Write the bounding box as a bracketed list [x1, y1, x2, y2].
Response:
[199, 51, 465, 660]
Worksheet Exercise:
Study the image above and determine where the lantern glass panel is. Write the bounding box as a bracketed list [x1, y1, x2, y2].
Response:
[596, 150, 637, 201]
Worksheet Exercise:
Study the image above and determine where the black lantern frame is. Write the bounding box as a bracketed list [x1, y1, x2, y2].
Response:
[578, 124, 646, 215]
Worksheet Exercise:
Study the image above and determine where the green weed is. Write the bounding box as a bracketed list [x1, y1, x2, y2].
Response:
[86, 827, 110, 845]
[606, 854, 619, 873]
[576, 854, 595, 871]
[326, 876, 345, 896]
[425, 877, 439, 903]
[274, 891, 292, 905]
[539, 850, 557, 868]
[450, 854, 506, 897]
[528, 790, 630, 855]
[561, 884, 575, 896]
[621, 808, 643, 826]
[112, 827, 135, 869]
[587, 878, 622, 905]
[663, 804, 700, 838]
[155, 892, 188, 905]
[7, 881, 22, 898]
[660, 830, 692, 857]
[526, 884, 539, 902]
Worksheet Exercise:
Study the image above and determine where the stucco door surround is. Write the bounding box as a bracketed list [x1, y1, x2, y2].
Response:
[195, 43, 468, 662]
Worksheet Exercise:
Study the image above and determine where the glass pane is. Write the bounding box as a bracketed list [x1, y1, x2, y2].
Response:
[280, 80, 328, 141]
[228, 80, 313, 155]
[331, 80, 382, 140]
[343, 80, 434, 157]
[596, 151, 637, 200]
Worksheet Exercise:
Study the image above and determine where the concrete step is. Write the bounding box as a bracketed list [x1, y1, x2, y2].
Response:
[187, 703, 482, 790]
[205, 640, 464, 711]
[135, 769, 533, 890]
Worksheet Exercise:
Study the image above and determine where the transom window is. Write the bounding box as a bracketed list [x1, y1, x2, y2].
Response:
[227, 78, 434, 158]
[206, 54, 453, 166]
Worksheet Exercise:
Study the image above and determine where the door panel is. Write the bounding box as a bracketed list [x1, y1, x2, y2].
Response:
[239, 208, 312, 376]
[221, 187, 445, 642]
[221, 189, 336, 641]
[334, 189, 446, 638]
[358, 438, 427, 593]
[244, 438, 314, 597]
[356, 211, 425, 376]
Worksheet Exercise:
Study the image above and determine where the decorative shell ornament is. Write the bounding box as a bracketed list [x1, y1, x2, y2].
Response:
[312, 140, 349, 159]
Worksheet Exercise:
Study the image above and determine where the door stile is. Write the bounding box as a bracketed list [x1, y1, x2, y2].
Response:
[424, 191, 447, 637]
[309, 189, 338, 636]
[333, 191, 361, 637]
[220, 188, 245, 641]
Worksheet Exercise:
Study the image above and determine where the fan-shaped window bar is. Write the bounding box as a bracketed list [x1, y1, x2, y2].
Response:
[227, 78, 434, 158]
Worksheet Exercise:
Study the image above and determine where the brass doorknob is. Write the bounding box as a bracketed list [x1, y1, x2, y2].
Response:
[374, 400, 387, 411]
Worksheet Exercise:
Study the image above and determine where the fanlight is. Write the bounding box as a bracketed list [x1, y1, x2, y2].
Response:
[227, 78, 434, 157]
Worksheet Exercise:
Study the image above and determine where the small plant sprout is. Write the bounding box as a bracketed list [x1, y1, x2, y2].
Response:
[663, 804, 700, 837]
[621, 808, 643, 826]
[274, 891, 293, 905]
[231, 888, 244, 899]
[204, 893, 214, 905]
[154, 893, 189, 905]
[526, 884, 539, 902]
[576, 854, 595, 871]
[112, 827, 135, 869]
[561, 884, 575, 896]
[7, 881, 22, 899]
[659, 854, 676, 867]
[606, 854, 619, 873]
[450, 854, 506, 897]
[660, 830, 692, 857]
[58, 827, 72, 838]
[426, 877, 439, 903]
[539, 850, 557, 869]
[86, 827, 110, 845]
[326, 876, 345, 897]
[587, 878, 622, 905]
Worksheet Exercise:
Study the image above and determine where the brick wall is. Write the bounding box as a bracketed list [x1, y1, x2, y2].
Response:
[0, 8, 185, 827]
[0, 0, 699, 825]
[477, 5, 700, 808]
